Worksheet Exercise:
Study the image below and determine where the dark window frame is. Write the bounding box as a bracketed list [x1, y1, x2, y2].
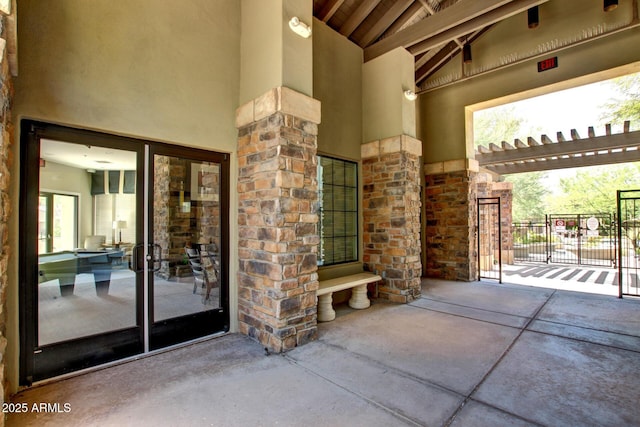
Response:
[317, 155, 358, 266]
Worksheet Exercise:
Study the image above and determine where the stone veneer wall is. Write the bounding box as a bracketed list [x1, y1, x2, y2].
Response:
[361, 136, 422, 302]
[424, 160, 479, 281]
[236, 87, 321, 352]
[477, 179, 514, 265]
[0, 13, 13, 424]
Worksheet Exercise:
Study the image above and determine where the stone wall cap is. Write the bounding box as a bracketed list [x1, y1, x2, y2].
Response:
[236, 86, 321, 128]
[362, 135, 422, 159]
[424, 158, 480, 175]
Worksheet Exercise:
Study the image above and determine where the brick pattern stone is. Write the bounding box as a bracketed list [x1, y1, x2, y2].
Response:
[424, 169, 479, 281]
[477, 180, 514, 265]
[237, 110, 319, 352]
[0, 14, 13, 424]
[153, 157, 222, 279]
[362, 137, 422, 302]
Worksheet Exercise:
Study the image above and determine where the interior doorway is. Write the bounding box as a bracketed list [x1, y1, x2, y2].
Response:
[19, 121, 229, 384]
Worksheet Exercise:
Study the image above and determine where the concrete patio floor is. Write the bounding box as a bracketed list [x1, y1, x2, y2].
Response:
[8, 278, 640, 426]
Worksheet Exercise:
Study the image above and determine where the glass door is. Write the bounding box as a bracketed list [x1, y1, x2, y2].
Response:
[21, 123, 145, 383]
[20, 121, 229, 384]
[148, 145, 229, 350]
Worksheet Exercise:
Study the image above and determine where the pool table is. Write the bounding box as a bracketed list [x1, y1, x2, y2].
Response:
[38, 250, 125, 296]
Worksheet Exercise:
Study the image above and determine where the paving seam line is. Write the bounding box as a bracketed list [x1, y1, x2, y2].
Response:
[442, 289, 558, 427]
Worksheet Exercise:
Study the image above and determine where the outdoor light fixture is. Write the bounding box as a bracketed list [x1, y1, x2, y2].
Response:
[604, 0, 618, 11]
[527, 6, 539, 29]
[463, 43, 472, 64]
[404, 90, 418, 101]
[289, 16, 312, 38]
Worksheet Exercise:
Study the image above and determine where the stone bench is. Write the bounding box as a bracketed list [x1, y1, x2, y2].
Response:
[316, 272, 382, 322]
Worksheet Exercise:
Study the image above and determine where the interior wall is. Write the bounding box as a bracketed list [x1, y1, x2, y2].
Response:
[418, 0, 640, 163]
[39, 161, 93, 246]
[9, 0, 242, 393]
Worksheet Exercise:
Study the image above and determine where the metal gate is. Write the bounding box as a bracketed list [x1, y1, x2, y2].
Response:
[548, 214, 615, 267]
[617, 190, 640, 297]
[513, 213, 616, 267]
[477, 197, 502, 282]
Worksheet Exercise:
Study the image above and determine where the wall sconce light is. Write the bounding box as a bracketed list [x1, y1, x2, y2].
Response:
[604, 0, 618, 11]
[404, 90, 418, 101]
[527, 6, 539, 29]
[289, 16, 312, 38]
[463, 43, 472, 64]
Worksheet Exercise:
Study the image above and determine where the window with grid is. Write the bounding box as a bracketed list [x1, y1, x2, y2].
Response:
[317, 156, 358, 266]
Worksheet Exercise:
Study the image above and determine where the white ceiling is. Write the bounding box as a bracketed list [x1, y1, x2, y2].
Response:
[40, 139, 137, 171]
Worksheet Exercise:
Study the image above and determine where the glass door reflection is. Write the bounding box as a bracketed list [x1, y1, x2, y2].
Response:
[152, 155, 222, 322]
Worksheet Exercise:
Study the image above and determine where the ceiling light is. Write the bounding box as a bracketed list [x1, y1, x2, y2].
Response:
[289, 17, 312, 38]
[404, 90, 418, 101]
[463, 43, 472, 64]
[527, 6, 539, 29]
[604, 0, 618, 11]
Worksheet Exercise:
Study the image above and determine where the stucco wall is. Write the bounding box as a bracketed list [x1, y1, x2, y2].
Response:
[313, 19, 363, 160]
[9, 0, 242, 393]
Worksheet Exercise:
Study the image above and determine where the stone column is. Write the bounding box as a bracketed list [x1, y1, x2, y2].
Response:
[362, 135, 422, 302]
[477, 179, 514, 265]
[236, 87, 321, 353]
[0, 12, 14, 419]
[424, 159, 480, 281]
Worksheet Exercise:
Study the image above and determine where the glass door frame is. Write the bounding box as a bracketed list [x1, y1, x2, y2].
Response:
[19, 120, 230, 385]
[147, 144, 230, 350]
[20, 121, 146, 384]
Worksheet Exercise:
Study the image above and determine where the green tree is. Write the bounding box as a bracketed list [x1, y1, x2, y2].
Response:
[505, 172, 549, 221]
[473, 106, 524, 148]
[600, 73, 640, 130]
[548, 163, 640, 213]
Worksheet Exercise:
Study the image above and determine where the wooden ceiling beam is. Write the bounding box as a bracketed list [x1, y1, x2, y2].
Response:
[384, 2, 424, 38]
[365, 0, 549, 61]
[317, 0, 345, 23]
[415, 41, 458, 84]
[359, 0, 414, 47]
[339, 0, 382, 37]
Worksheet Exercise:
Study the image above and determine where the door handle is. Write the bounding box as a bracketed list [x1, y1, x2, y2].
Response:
[131, 244, 146, 273]
[148, 244, 162, 273]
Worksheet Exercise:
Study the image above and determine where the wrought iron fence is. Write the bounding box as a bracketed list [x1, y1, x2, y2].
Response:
[617, 190, 640, 297]
[513, 214, 616, 267]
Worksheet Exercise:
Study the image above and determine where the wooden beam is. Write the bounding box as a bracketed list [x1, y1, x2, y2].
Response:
[486, 149, 640, 174]
[502, 141, 515, 150]
[339, 0, 382, 37]
[365, 0, 549, 61]
[476, 130, 640, 165]
[317, 0, 344, 23]
[541, 134, 553, 144]
[359, 0, 414, 47]
[385, 2, 424, 37]
[415, 41, 458, 84]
